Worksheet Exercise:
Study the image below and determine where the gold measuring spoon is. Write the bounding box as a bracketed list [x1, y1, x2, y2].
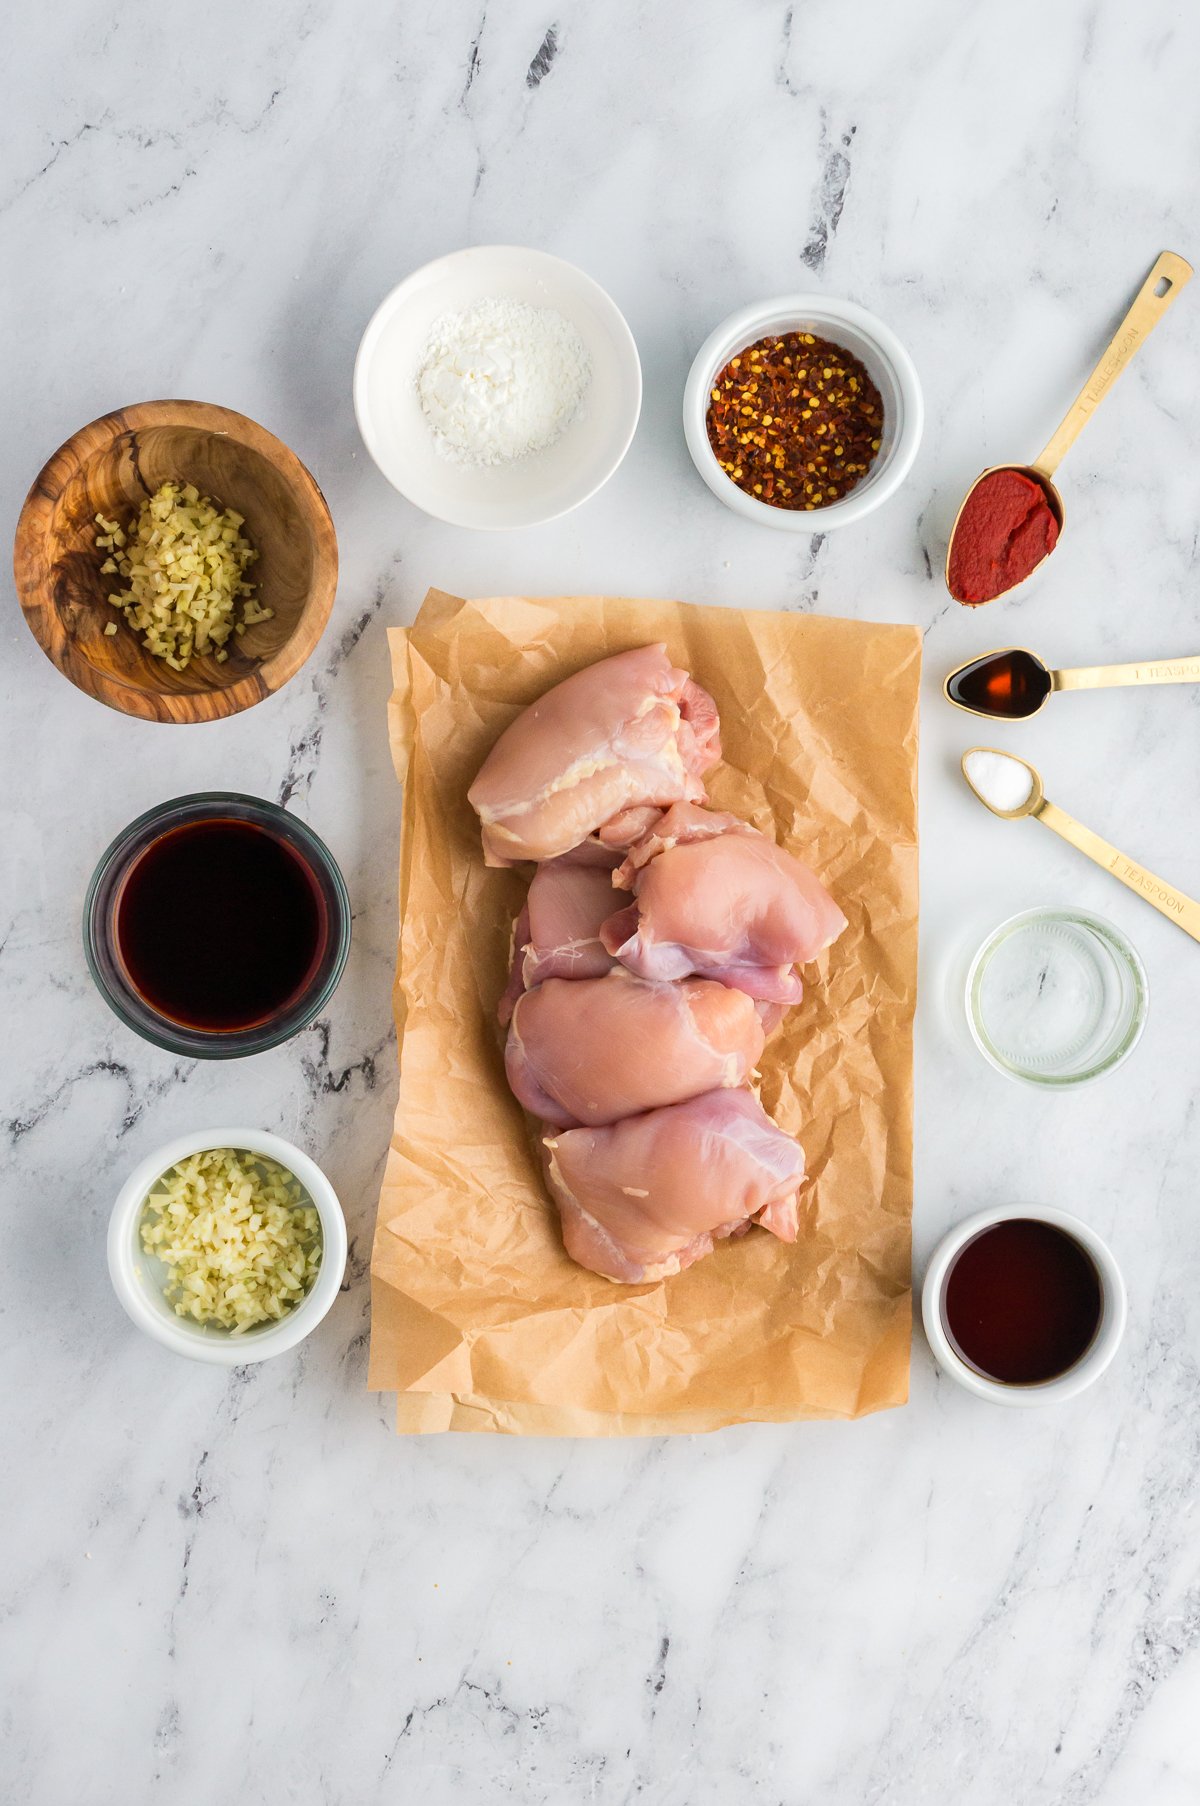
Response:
[946, 250, 1193, 604]
[961, 746, 1200, 944]
[945, 645, 1200, 720]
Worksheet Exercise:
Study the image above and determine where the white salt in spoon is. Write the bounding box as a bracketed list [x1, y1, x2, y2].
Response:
[961, 747, 1200, 944]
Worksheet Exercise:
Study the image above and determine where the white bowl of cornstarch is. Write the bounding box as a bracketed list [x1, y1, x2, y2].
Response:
[354, 246, 642, 529]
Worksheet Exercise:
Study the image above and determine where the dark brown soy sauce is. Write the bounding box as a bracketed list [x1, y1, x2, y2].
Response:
[944, 1218, 1102, 1385]
[947, 649, 1052, 719]
[114, 819, 327, 1032]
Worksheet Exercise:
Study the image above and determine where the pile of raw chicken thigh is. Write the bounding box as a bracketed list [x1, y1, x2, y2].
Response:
[468, 645, 847, 1286]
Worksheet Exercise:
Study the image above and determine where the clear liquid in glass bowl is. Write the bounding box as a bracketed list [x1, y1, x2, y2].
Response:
[965, 908, 1147, 1087]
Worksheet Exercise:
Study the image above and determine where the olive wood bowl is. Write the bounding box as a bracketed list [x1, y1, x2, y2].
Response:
[13, 400, 338, 724]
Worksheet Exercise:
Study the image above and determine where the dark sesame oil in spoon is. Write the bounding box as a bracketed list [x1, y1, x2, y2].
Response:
[947, 648, 1053, 719]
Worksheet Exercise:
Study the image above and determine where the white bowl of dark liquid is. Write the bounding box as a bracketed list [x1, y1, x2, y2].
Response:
[922, 1206, 1127, 1406]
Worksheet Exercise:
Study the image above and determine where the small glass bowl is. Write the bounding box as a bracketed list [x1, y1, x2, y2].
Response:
[964, 907, 1147, 1088]
[84, 792, 351, 1058]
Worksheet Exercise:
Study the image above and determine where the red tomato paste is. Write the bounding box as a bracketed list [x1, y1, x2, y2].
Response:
[947, 469, 1060, 605]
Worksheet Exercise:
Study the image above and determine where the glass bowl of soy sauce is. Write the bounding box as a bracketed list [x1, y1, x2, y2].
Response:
[84, 794, 351, 1057]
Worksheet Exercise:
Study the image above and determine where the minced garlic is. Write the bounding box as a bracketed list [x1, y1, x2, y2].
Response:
[96, 480, 269, 670]
[139, 1147, 322, 1334]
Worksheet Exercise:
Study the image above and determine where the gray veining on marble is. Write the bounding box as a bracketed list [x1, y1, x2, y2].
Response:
[4, 2, 1200, 1801]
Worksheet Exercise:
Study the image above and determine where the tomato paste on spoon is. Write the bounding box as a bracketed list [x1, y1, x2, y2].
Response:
[944, 252, 1191, 606]
[946, 468, 1060, 605]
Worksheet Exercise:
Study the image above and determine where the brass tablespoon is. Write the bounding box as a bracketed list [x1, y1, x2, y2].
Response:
[961, 746, 1200, 944]
[945, 645, 1200, 720]
[946, 250, 1193, 603]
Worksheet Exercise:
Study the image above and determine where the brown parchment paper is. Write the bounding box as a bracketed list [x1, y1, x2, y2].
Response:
[368, 589, 920, 1436]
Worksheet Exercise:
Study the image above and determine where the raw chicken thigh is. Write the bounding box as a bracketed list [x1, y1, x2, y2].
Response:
[551, 806, 664, 867]
[602, 802, 847, 1004]
[497, 861, 622, 1026]
[542, 1088, 805, 1284]
[468, 644, 720, 866]
[469, 647, 847, 1287]
[505, 971, 765, 1127]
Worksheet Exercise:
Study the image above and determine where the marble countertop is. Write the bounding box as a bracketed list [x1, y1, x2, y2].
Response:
[5, 3, 1200, 1801]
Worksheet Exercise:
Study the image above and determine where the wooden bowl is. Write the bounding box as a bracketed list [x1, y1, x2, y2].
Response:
[13, 400, 338, 723]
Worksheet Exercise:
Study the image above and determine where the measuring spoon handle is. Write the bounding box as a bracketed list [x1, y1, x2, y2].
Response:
[1035, 799, 1200, 944]
[1054, 654, 1200, 692]
[1032, 251, 1193, 480]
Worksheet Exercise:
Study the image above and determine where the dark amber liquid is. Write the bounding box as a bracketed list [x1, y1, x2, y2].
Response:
[947, 649, 1052, 719]
[944, 1218, 1102, 1385]
[114, 819, 328, 1032]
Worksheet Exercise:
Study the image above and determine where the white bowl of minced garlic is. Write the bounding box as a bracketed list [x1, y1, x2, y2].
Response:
[108, 1128, 347, 1364]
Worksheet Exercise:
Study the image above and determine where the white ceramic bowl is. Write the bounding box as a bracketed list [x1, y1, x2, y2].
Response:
[921, 1205, 1126, 1406]
[108, 1128, 347, 1364]
[354, 246, 642, 530]
[683, 294, 923, 531]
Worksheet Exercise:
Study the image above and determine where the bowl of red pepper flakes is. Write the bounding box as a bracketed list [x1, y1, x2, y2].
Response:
[683, 296, 923, 532]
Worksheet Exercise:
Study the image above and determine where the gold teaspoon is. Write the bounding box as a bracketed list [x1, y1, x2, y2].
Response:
[961, 746, 1200, 944]
[945, 645, 1200, 720]
[946, 251, 1193, 604]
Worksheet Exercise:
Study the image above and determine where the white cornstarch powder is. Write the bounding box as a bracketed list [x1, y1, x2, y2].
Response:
[963, 748, 1035, 813]
[416, 296, 591, 466]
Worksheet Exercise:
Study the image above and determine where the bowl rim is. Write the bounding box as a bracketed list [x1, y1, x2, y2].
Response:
[920, 1204, 1127, 1406]
[107, 1126, 348, 1364]
[682, 293, 924, 532]
[12, 399, 339, 724]
[352, 244, 643, 530]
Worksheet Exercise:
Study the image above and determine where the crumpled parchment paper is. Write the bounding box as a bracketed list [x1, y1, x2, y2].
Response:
[368, 588, 920, 1435]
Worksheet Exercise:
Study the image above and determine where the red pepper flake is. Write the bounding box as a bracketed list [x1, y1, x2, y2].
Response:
[947, 469, 1060, 605]
[705, 331, 884, 511]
